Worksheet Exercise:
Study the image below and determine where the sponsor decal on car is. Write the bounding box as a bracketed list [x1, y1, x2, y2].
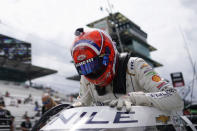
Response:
[156, 115, 170, 124]
[42, 106, 175, 130]
[49, 111, 138, 126]
[152, 75, 161, 82]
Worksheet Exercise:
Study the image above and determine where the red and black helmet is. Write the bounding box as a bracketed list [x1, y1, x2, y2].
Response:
[71, 28, 118, 86]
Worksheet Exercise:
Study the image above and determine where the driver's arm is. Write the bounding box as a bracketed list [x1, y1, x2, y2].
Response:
[127, 57, 184, 111]
[73, 76, 93, 106]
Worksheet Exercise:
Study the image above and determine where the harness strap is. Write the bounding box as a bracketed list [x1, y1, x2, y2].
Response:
[113, 53, 130, 94]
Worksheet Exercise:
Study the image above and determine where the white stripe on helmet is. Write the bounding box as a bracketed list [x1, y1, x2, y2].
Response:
[71, 42, 100, 57]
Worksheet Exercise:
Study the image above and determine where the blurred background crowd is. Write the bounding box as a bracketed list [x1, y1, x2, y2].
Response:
[0, 81, 74, 131]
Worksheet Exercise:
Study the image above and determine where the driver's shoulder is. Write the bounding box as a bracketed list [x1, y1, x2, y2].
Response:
[127, 57, 141, 74]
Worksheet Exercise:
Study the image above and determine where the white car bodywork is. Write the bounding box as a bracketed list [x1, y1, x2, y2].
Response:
[41, 106, 192, 131]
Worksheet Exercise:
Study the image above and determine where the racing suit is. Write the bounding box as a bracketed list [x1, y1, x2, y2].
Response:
[76, 57, 184, 112]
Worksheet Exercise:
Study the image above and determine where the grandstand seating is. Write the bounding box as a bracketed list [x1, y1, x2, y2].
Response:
[0, 81, 43, 130]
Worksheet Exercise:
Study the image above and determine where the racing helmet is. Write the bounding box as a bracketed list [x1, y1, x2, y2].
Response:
[71, 28, 118, 86]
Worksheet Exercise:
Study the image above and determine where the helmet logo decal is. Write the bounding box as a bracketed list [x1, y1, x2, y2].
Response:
[75, 58, 94, 67]
[77, 54, 87, 61]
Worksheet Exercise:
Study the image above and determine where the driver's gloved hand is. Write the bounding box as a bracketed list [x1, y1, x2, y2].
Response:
[128, 92, 152, 106]
[72, 101, 83, 107]
[108, 92, 153, 112]
[109, 95, 133, 112]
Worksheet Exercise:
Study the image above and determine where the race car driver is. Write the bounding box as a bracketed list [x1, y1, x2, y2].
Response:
[70, 28, 184, 112]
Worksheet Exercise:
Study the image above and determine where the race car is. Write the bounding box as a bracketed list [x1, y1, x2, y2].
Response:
[32, 104, 196, 131]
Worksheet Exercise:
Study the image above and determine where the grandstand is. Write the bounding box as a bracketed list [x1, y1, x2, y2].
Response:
[0, 81, 43, 130]
[0, 34, 57, 82]
[0, 34, 59, 130]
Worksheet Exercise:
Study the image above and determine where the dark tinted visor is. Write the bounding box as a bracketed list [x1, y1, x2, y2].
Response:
[75, 55, 108, 78]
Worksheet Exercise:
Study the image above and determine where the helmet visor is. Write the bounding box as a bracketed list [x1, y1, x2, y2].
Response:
[75, 55, 108, 77]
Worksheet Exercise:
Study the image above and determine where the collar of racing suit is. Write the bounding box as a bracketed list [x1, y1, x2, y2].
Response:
[94, 53, 131, 96]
